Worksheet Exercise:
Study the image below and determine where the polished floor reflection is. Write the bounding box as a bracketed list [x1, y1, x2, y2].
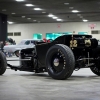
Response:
[0, 57, 100, 100]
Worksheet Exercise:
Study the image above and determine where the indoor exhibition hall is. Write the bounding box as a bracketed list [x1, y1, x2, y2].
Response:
[0, 0, 100, 100]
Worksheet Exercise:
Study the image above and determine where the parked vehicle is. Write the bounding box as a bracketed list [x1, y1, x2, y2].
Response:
[0, 34, 100, 80]
[98, 40, 100, 46]
[4, 39, 43, 57]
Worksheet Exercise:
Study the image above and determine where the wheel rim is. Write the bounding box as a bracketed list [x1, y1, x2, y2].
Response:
[53, 58, 59, 67]
[50, 52, 65, 73]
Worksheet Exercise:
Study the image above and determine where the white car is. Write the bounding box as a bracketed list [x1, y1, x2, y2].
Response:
[4, 39, 43, 57]
[98, 40, 100, 46]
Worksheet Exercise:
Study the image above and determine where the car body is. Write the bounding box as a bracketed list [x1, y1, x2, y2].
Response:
[4, 39, 43, 57]
[0, 34, 100, 80]
[98, 40, 100, 45]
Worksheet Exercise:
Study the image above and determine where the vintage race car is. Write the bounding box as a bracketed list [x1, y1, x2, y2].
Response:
[0, 34, 100, 80]
[4, 39, 43, 57]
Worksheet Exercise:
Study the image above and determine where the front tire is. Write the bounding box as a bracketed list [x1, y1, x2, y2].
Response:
[0, 51, 7, 75]
[45, 44, 75, 80]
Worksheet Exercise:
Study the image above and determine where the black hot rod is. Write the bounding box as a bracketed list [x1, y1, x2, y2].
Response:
[0, 35, 100, 80]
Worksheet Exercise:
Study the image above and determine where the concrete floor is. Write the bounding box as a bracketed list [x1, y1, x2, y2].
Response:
[0, 57, 100, 100]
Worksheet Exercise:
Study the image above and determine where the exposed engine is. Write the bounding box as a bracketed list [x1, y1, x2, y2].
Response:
[70, 37, 98, 49]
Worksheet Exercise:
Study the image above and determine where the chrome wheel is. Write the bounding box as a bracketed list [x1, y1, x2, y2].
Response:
[51, 52, 65, 73]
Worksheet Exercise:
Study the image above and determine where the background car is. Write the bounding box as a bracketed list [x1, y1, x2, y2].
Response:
[98, 40, 100, 46]
[4, 39, 43, 57]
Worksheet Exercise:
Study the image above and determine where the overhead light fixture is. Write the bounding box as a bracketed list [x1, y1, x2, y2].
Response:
[22, 16, 25, 18]
[15, 0, 24, 2]
[48, 14, 54, 17]
[33, 20, 37, 21]
[42, 12, 46, 13]
[72, 10, 79, 13]
[64, 3, 69, 5]
[69, 7, 74, 9]
[27, 18, 31, 19]
[34, 8, 42, 10]
[25, 4, 34, 7]
[83, 19, 88, 22]
[56, 19, 62, 21]
[2, 9, 6, 11]
[7, 21, 14, 24]
[52, 16, 58, 19]
[12, 13, 16, 14]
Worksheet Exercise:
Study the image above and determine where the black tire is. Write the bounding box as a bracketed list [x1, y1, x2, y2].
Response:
[45, 44, 75, 80]
[0, 51, 7, 75]
[62, 45, 75, 78]
[90, 47, 100, 76]
[15, 50, 19, 57]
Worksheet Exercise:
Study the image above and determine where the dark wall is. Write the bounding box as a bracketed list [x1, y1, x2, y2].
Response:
[0, 13, 7, 41]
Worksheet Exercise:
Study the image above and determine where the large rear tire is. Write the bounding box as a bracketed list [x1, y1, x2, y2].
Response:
[0, 51, 7, 75]
[90, 47, 100, 76]
[45, 44, 75, 80]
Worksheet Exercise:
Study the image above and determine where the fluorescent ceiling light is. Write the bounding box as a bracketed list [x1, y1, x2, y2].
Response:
[42, 12, 46, 13]
[16, 0, 24, 2]
[22, 16, 25, 18]
[34, 8, 42, 10]
[72, 10, 79, 13]
[83, 19, 88, 22]
[48, 14, 54, 17]
[7, 21, 14, 24]
[12, 13, 16, 14]
[33, 20, 37, 21]
[64, 3, 69, 4]
[2, 9, 6, 11]
[56, 19, 62, 21]
[25, 4, 34, 7]
[69, 7, 74, 9]
[27, 18, 31, 19]
[52, 16, 58, 19]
